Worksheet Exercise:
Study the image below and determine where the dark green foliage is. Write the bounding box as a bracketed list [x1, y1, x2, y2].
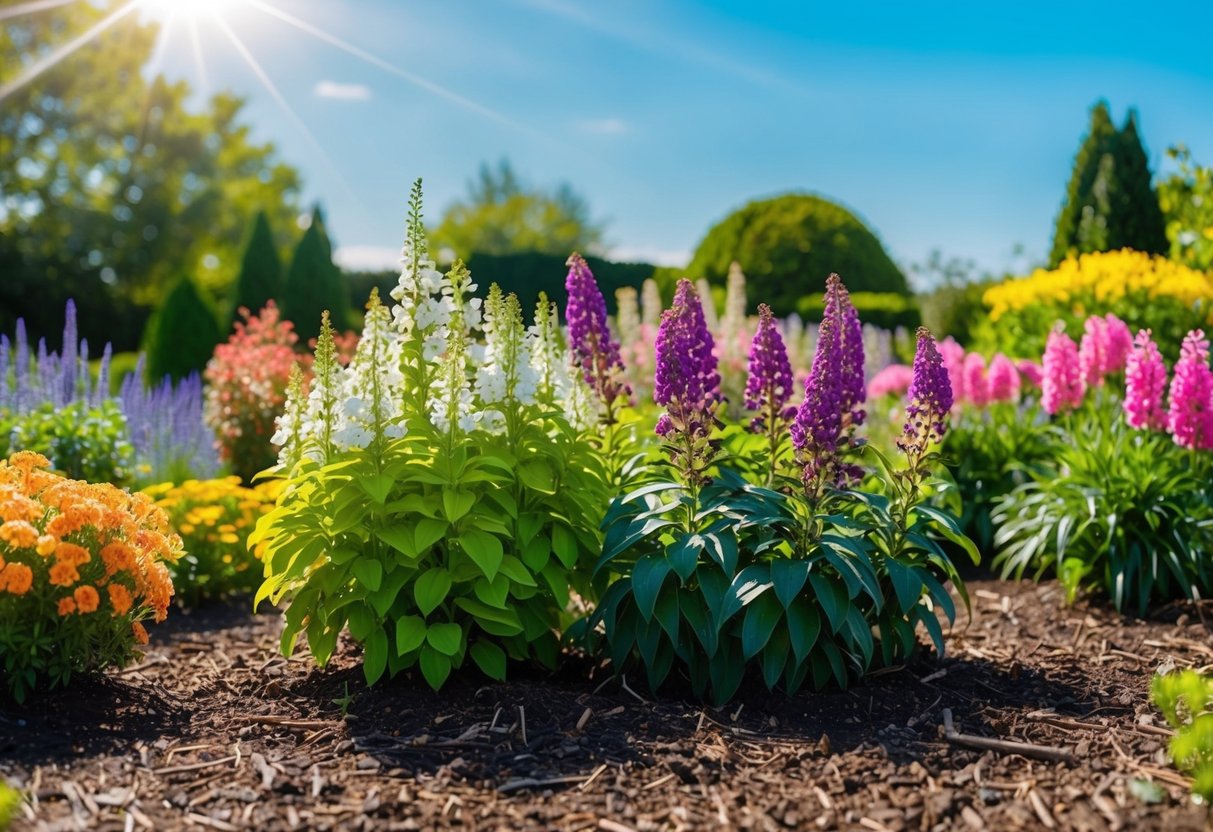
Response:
[992, 416, 1213, 614]
[282, 209, 349, 342]
[1049, 102, 1168, 266]
[796, 292, 921, 332]
[229, 211, 283, 328]
[686, 194, 909, 317]
[462, 252, 656, 316]
[145, 278, 223, 383]
[0, 401, 134, 486]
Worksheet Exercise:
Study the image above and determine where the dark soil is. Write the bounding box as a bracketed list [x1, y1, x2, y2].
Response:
[3, 579, 1211, 831]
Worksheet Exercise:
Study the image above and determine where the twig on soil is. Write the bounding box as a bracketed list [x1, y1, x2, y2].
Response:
[233, 715, 340, 730]
[597, 820, 637, 832]
[152, 755, 240, 776]
[942, 709, 1075, 765]
[619, 675, 648, 705]
[577, 764, 609, 792]
[1026, 789, 1056, 828]
[498, 774, 597, 793]
[576, 707, 592, 731]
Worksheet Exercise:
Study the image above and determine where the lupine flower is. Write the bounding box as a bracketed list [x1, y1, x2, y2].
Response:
[1104, 314, 1133, 373]
[1123, 329, 1168, 431]
[1042, 328, 1085, 415]
[838, 280, 867, 426]
[1166, 330, 1213, 450]
[653, 279, 720, 483]
[899, 327, 953, 457]
[565, 253, 629, 412]
[987, 353, 1021, 403]
[867, 364, 913, 400]
[1079, 315, 1109, 387]
[1016, 359, 1044, 388]
[962, 352, 989, 407]
[614, 286, 641, 346]
[744, 304, 795, 428]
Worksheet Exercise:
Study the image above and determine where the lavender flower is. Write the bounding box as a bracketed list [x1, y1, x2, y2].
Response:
[565, 253, 629, 417]
[122, 362, 220, 484]
[653, 279, 720, 484]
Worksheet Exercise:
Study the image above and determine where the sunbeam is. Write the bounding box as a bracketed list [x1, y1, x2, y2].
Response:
[145, 11, 175, 81]
[0, 0, 140, 102]
[0, 0, 80, 24]
[245, 0, 533, 136]
[186, 15, 209, 98]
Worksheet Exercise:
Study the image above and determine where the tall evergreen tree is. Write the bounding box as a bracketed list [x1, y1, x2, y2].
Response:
[146, 277, 223, 382]
[1049, 101, 1168, 266]
[282, 207, 348, 343]
[229, 211, 283, 329]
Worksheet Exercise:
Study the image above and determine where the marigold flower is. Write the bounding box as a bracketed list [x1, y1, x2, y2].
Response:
[49, 561, 80, 587]
[36, 534, 57, 556]
[132, 621, 149, 645]
[100, 541, 135, 576]
[73, 584, 100, 613]
[0, 562, 33, 595]
[107, 583, 133, 616]
[58, 597, 77, 616]
[0, 519, 39, 549]
[54, 542, 91, 567]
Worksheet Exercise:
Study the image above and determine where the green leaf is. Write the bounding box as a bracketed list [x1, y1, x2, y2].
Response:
[518, 459, 557, 494]
[370, 566, 413, 618]
[442, 488, 476, 522]
[497, 555, 538, 587]
[551, 524, 579, 569]
[718, 564, 773, 628]
[460, 529, 504, 581]
[912, 504, 980, 565]
[808, 573, 847, 632]
[884, 559, 924, 613]
[347, 603, 375, 641]
[786, 599, 821, 665]
[414, 568, 452, 616]
[470, 640, 506, 681]
[742, 592, 783, 660]
[419, 645, 452, 689]
[667, 534, 701, 582]
[770, 558, 811, 609]
[376, 526, 417, 559]
[762, 628, 790, 689]
[521, 535, 550, 571]
[414, 518, 448, 552]
[426, 622, 464, 656]
[454, 597, 524, 634]
[395, 615, 426, 655]
[363, 627, 389, 685]
[359, 473, 395, 505]
[351, 559, 383, 592]
[653, 583, 680, 643]
[632, 555, 672, 621]
[473, 574, 510, 608]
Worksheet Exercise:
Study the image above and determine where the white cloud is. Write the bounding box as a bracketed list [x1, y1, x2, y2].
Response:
[335, 245, 399, 272]
[578, 117, 629, 135]
[314, 81, 372, 101]
[610, 246, 690, 268]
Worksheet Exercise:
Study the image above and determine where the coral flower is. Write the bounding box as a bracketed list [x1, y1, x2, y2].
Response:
[73, 585, 100, 614]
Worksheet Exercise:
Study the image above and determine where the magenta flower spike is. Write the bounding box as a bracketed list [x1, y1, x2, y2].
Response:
[898, 327, 953, 459]
[744, 304, 795, 429]
[1123, 329, 1168, 431]
[565, 253, 630, 414]
[987, 353, 1021, 403]
[1042, 328, 1085, 415]
[962, 352, 989, 407]
[1079, 315, 1109, 388]
[1104, 314, 1133, 373]
[1166, 330, 1213, 450]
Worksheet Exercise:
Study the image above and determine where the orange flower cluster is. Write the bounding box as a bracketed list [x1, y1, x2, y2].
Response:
[0, 451, 183, 627]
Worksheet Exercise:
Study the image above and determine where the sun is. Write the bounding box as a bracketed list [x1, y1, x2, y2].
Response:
[138, 0, 247, 22]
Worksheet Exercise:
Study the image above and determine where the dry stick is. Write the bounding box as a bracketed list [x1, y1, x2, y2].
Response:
[577, 764, 609, 792]
[518, 706, 528, 747]
[498, 774, 596, 794]
[941, 709, 1076, 765]
[152, 755, 240, 776]
[598, 820, 638, 832]
[576, 708, 592, 731]
[233, 715, 339, 730]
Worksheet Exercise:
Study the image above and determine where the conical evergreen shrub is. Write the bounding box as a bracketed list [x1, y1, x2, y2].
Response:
[281, 207, 348, 343]
[228, 210, 283, 329]
[146, 277, 223, 382]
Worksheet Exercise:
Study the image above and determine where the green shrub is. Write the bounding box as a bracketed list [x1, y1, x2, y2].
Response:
[282, 209, 350, 341]
[145, 277, 224, 382]
[992, 416, 1213, 614]
[229, 210, 284, 329]
[686, 193, 909, 317]
[918, 281, 993, 346]
[464, 251, 657, 317]
[1152, 670, 1213, 805]
[0, 401, 134, 486]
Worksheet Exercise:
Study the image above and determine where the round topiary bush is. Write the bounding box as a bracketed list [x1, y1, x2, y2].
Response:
[687, 194, 909, 316]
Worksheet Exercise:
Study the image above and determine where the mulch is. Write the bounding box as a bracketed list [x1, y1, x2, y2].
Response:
[2, 579, 1211, 831]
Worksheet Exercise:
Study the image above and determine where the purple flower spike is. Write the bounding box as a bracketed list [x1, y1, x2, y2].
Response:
[744, 304, 795, 424]
[654, 279, 720, 483]
[900, 327, 953, 457]
[565, 253, 630, 413]
[838, 284, 866, 426]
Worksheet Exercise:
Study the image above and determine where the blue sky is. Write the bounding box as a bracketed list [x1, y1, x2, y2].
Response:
[137, 0, 1213, 284]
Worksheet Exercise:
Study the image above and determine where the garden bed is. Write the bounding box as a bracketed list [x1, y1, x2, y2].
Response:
[3, 579, 1210, 831]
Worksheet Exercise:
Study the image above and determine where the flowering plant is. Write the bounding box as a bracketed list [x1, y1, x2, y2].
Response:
[0, 452, 181, 702]
[252, 181, 609, 689]
[142, 477, 283, 605]
[591, 277, 974, 704]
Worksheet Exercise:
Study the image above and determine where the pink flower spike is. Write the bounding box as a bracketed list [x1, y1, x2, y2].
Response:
[1104, 314, 1133, 373]
[1123, 329, 1168, 431]
[962, 352, 989, 407]
[1078, 315, 1109, 388]
[1016, 359, 1043, 388]
[1166, 330, 1213, 450]
[1042, 328, 1085, 415]
[937, 337, 966, 404]
[987, 353, 1021, 403]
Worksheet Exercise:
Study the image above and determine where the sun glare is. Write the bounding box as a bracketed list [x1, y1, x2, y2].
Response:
[139, 0, 245, 22]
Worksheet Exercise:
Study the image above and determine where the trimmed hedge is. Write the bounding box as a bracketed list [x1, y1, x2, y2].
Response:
[796, 292, 920, 332]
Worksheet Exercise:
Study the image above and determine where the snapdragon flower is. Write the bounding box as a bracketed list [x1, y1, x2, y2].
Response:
[744, 304, 795, 428]
[986, 353, 1021, 403]
[1042, 328, 1085, 415]
[1079, 315, 1110, 388]
[1123, 329, 1168, 431]
[962, 352, 990, 407]
[1167, 330, 1213, 450]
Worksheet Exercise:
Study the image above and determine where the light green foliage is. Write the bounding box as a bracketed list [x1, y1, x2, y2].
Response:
[686, 194, 909, 318]
[1049, 102, 1168, 267]
[1152, 671, 1213, 804]
[145, 278, 223, 382]
[1159, 145, 1213, 271]
[0, 401, 134, 486]
[993, 415, 1213, 614]
[0, 7, 301, 354]
[591, 448, 975, 705]
[0, 781, 20, 830]
[254, 182, 610, 688]
[433, 159, 606, 259]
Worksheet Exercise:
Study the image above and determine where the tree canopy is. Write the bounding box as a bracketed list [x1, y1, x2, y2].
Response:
[431, 159, 606, 260]
[0, 5, 302, 350]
